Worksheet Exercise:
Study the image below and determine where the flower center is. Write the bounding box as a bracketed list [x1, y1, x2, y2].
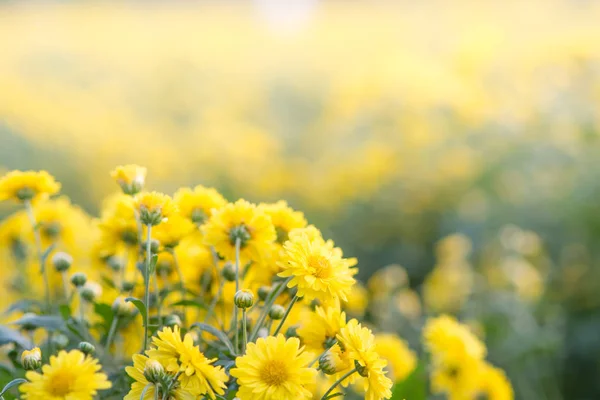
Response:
[191, 208, 207, 224]
[47, 370, 75, 396]
[307, 255, 332, 279]
[275, 226, 288, 244]
[260, 359, 289, 386]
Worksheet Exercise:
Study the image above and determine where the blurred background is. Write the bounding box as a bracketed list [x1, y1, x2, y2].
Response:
[1, 0, 600, 398]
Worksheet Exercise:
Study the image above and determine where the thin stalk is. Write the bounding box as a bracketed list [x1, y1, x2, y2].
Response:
[61, 271, 70, 302]
[233, 238, 241, 353]
[273, 295, 299, 336]
[154, 274, 162, 328]
[204, 279, 224, 328]
[24, 200, 50, 311]
[320, 368, 357, 400]
[143, 225, 152, 351]
[249, 278, 292, 342]
[104, 315, 119, 356]
[241, 309, 248, 354]
[154, 383, 160, 400]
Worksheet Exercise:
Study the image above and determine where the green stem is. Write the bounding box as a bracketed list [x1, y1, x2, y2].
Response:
[273, 295, 299, 336]
[154, 273, 162, 329]
[233, 238, 241, 353]
[249, 278, 292, 342]
[61, 271, 70, 302]
[320, 368, 357, 400]
[143, 225, 152, 351]
[104, 315, 119, 356]
[154, 383, 160, 400]
[24, 200, 50, 312]
[242, 309, 248, 354]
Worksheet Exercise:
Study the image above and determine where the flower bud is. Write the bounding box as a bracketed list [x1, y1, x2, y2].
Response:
[143, 359, 165, 383]
[164, 314, 182, 327]
[142, 239, 160, 255]
[319, 350, 340, 375]
[70, 272, 87, 287]
[269, 304, 285, 320]
[52, 251, 73, 272]
[21, 347, 41, 370]
[257, 286, 271, 302]
[80, 282, 102, 303]
[234, 290, 254, 309]
[107, 256, 124, 272]
[78, 341, 95, 356]
[112, 296, 134, 317]
[285, 326, 298, 338]
[355, 359, 368, 377]
[222, 262, 236, 282]
[52, 333, 69, 350]
[122, 281, 135, 292]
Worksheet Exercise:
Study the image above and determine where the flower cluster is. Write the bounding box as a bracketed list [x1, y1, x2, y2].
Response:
[0, 167, 514, 400]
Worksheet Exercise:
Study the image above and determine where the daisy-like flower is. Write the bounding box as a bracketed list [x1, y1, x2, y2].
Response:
[20, 349, 111, 399]
[260, 200, 307, 244]
[174, 185, 227, 225]
[146, 326, 228, 399]
[135, 191, 177, 226]
[474, 362, 514, 400]
[110, 164, 147, 195]
[202, 199, 276, 264]
[297, 305, 347, 353]
[337, 319, 393, 400]
[153, 214, 195, 248]
[0, 170, 60, 203]
[278, 228, 357, 302]
[124, 354, 195, 400]
[230, 334, 316, 400]
[374, 333, 417, 383]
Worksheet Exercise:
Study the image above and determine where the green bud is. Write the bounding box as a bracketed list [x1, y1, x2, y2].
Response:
[285, 326, 298, 338]
[107, 256, 124, 272]
[319, 351, 339, 375]
[52, 333, 69, 350]
[143, 359, 165, 383]
[70, 272, 87, 287]
[21, 348, 42, 371]
[222, 262, 236, 282]
[269, 304, 285, 320]
[52, 251, 73, 272]
[122, 281, 135, 292]
[257, 286, 271, 302]
[78, 341, 95, 355]
[234, 290, 255, 309]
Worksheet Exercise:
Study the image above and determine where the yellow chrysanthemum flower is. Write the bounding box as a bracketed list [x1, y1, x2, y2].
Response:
[110, 164, 147, 195]
[34, 197, 93, 251]
[474, 362, 514, 400]
[96, 194, 139, 256]
[230, 334, 316, 400]
[135, 191, 178, 226]
[0, 170, 60, 203]
[260, 200, 307, 244]
[278, 229, 357, 302]
[423, 315, 486, 363]
[297, 305, 347, 353]
[147, 326, 228, 399]
[20, 350, 111, 399]
[202, 199, 276, 264]
[337, 319, 393, 400]
[153, 214, 195, 248]
[374, 333, 417, 383]
[124, 354, 195, 400]
[174, 185, 227, 225]
[429, 354, 484, 399]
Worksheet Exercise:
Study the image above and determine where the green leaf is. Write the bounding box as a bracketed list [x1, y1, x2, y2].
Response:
[94, 303, 115, 329]
[101, 275, 117, 289]
[0, 378, 27, 397]
[3, 299, 41, 315]
[391, 361, 427, 400]
[125, 297, 147, 326]
[11, 315, 65, 331]
[0, 326, 32, 349]
[41, 244, 56, 264]
[58, 304, 71, 320]
[169, 300, 206, 309]
[191, 323, 236, 355]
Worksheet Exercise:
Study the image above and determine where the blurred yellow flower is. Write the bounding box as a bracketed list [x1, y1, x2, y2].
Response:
[110, 164, 146, 195]
[135, 191, 177, 226]
[174, 185, 227, 225]
[0, 170, 60, 203]
[374, 333, 417, 383]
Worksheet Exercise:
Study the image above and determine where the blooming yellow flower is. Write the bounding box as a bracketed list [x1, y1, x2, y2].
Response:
[147, 326, 228, 399]
[337, 319, 393, 400]
[124, 354, 195, 400]
[135, 191, 177, 226]
[297, 305, 347, 353]
[429, 355, 484, 399]
[34, 197, 92, 250]
[278, 229, 357, 302]
[230, 334, 316, 400]
[174, 185, 227, 225]
[260, 200, 307, 244]
[202, 199, 276, 264]
[20, 349, 111, 399]
[110, 164, 147, 195]
[423, 315, 486, 363]
[96, 194, 139, 256]
[474, 362, 514, 400]
[374, 334, 417, 383]
[0, 170, 60, 203]
[153, 214, 195, 248]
